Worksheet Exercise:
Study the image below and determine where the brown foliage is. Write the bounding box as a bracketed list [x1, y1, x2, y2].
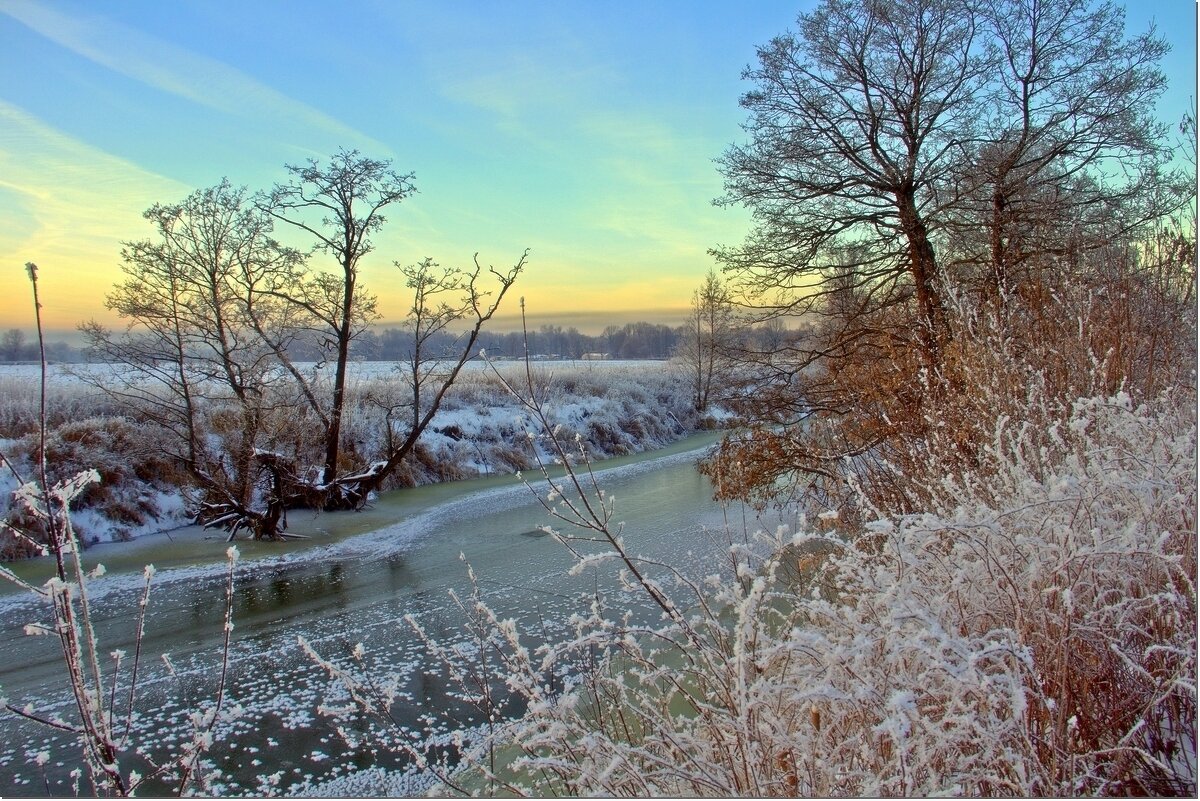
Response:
[705, 254, 1197, 527]
[2, 417, 184, 555]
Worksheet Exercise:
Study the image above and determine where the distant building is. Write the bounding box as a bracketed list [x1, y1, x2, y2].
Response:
[581, 352, 611, 361]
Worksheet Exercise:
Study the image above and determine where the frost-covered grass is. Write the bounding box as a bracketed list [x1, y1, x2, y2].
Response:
[0, 372, 115, 439]
[457, 390, 1194, 796]
[411, 287, 1195, 796]
[305, 379, 1196, 796]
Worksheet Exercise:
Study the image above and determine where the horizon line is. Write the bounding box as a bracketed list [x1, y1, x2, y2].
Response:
[11, 307, 697, 345]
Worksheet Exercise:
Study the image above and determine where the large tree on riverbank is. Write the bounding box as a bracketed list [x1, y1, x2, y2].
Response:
[708, 0, 1185, 510]
[716, 0, 982, 374]
[718, 0, 1177, 367]
[82, 180, 312, 538]
[264, 150, 412, 489]
[85, 154, 524, 540]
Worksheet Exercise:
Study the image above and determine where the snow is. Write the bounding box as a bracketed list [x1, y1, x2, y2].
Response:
[0, 361, 714, 549]
[329, 389, 1193, 797]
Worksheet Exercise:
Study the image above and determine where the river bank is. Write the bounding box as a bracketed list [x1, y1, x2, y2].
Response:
[0, 429, 727, 601]
[0, 430, 736, 796]
[1, 360, 726, 554]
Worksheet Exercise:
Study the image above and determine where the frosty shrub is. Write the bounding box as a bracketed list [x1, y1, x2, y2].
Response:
[308, 382, 1194, 796]
[2, 417, 186, 554]
[0, 526, 242, 796]
[493, 389, 1193, 795]
[705, 274, 1197, 527]
[1, 423, 241, 794]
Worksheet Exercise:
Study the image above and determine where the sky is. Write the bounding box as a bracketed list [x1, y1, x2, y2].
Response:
[0, 0, 1195, 339]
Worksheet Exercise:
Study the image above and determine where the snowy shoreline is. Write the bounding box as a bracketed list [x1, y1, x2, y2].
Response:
[1, 360, 722, 553]
[0, 429, 724, 612]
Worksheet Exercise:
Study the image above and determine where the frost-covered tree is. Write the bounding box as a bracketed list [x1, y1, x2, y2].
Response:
[1, 328, 26, 362]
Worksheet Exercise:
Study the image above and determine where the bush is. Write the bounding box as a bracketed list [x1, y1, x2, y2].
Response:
[2, 417, 184, 555]
[705, 273, 1198, 526]
[411, 389, 1196, 796]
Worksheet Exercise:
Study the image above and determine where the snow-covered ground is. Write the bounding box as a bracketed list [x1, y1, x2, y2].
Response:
[0, 360, 717, 549]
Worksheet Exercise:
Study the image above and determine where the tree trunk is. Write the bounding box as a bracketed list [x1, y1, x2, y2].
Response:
[988, 181, 1014, 304]
[321, 268, 356, 487]
[896, 189, 948, 373]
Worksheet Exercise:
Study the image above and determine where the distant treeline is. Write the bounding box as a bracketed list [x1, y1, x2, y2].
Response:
[0, 321, 689, 364]
[359, 319, 796, 361]
[356, 321, 682, 361]
[0, 330, 83, 363]
[0, 320, 798, 364]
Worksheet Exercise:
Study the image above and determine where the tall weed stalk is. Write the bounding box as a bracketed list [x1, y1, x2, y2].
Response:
[0, 264, 239, 795]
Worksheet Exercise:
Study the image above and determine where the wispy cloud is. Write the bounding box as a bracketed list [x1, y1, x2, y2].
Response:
[1, 0, 388, 156]
[0, 100, 189, 327]
[434, 54, 614, 156]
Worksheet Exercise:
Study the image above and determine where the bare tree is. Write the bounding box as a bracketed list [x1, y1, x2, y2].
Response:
[327, 252, 526, 508]
[676, 269, 735, 412]
[258, 151, 525, 518]
[707, 0, 1180, 511]
[81, 180, 310, 539]
[717, 0, 985, 372]
[264, 149, 414, 489]
[83, 151, 525, 539]
[959, 0, 1175, 300]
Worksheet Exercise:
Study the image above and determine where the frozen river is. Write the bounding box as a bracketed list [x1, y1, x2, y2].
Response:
[0, 431, 750, 796]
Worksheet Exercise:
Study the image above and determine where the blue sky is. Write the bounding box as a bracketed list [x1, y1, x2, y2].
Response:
[0, 0, 1195, 337]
